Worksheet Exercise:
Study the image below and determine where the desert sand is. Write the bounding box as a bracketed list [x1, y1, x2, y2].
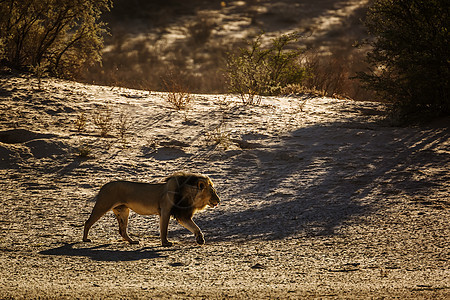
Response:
[0, 75, 449, 298]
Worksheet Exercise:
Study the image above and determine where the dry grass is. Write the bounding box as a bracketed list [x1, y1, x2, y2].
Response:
[77, 144, 93, 158]
[281, 84, 326, 99]
[93, 106, 113, 137]
[116, 112, 131, 145]
[75, 112, 87, 133]
[302, 50, 376, 100]
[206, 120, 232, 150]
[162, 72, 193, 110]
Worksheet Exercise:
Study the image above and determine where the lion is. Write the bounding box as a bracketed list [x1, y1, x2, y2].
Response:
[83, 172, 220, 246]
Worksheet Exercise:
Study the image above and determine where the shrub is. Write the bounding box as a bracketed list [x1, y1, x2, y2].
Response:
[225, 33, 309, 105]
[206, 120, 232, 150]
[0, 0, 111, 78]
[357, 0, 449, 121]
[93, 106, 113, 137]
[117, 112, 131, 145]
[75, 112, 87, 133]
[303, 51, 357, 99]
[77, 144, 93, 158]
[162, 70, 193, 110]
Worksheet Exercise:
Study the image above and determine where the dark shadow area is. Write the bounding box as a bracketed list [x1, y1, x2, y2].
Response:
[105, 0, 363, 33]
[0, 86, 12, 97]
[184, 121, 450, 242]
[0, 129, 56, 144]
[104, 0, 223, 26]
[39, 243, 168, 262]
[56, 158, 84, 177]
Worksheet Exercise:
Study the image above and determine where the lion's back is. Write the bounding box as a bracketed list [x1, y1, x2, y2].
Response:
[97, 181, 165, 213]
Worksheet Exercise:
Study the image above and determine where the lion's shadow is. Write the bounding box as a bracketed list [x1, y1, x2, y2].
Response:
[39, 243, 167, 262]
[185, 119, 449, 242]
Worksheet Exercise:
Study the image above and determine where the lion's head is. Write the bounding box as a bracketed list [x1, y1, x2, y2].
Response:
[166, 172, 220, 220]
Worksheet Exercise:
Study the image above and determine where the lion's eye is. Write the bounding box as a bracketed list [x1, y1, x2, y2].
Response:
[199, 182, 206, 190]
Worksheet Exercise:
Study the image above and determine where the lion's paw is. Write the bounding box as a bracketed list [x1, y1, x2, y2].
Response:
[196, 235, 205, 245]
[162, 241, 173, 247]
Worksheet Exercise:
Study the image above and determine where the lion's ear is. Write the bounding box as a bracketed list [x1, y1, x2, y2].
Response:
[198, 180, 206, 191]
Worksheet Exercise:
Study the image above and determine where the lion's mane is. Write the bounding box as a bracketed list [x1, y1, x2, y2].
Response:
[165, 172, 206, 220]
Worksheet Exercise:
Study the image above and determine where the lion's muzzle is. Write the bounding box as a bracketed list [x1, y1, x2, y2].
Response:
[209, 187, 220, 207]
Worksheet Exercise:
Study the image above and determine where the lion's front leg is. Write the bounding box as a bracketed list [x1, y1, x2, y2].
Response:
[159, 209, 173, 247]
[177, 218, 205, 245]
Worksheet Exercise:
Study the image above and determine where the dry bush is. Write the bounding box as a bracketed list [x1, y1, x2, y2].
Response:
[32, 63, 48, 90]
[75, 112, 87, 133]
[77, 144, 93, 158]
[117, 112, 131, 144]
[303, 52, 351, 98]
[76, 106, 133, 146]
[93, 106, 113, 137]
[302, 50, 377, 101]
[225, 33, 309, 105]
[280, 84, 326, 98]
[206, 120, 232, 150]
[162, 71, 193, 110]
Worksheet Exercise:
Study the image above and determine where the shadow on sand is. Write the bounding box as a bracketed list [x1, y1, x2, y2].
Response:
[184, 121, 449, 243]
[39, 243, 168, 262]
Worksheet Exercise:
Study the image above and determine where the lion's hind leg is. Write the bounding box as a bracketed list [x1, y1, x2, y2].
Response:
[83, 196, 114, 242]
[113, 205, 139, 244]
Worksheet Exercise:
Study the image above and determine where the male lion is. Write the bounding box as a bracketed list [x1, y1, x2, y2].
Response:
[83, 172, 220, 246]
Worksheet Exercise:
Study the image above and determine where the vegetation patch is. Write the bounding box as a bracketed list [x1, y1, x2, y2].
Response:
[226, 33, 309, 105]
[357, 0, 449, 122]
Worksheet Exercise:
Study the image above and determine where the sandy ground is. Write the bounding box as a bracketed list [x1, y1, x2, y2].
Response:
[0, 75, 449, 298]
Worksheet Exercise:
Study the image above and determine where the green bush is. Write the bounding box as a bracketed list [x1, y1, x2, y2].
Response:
[358, 0, 449, 121]
[226, 33, 309, 105]
[0, 0, 111, 78]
